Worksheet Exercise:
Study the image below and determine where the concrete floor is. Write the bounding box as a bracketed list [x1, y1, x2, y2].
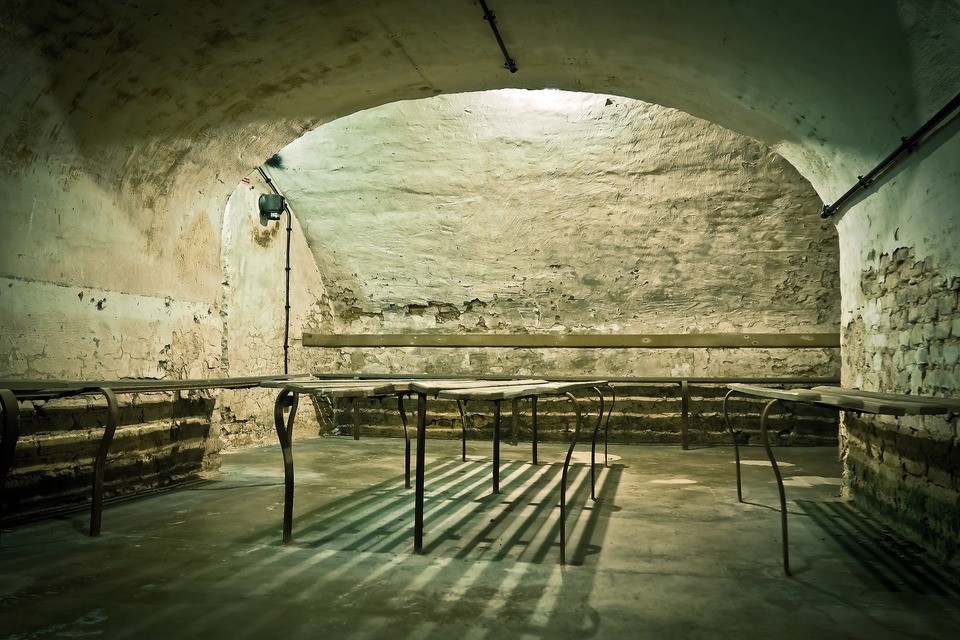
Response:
[2, 437, 959, 639]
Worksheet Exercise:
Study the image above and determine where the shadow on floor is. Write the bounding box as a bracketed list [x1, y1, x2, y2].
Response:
[236, 456, 624, 566]
[796, 499, 960, 596]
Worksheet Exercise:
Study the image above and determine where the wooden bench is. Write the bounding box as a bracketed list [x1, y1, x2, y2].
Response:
[304, 331, 840, 451]
[724, 383, 957, 575]
[313, 373, 841, 450]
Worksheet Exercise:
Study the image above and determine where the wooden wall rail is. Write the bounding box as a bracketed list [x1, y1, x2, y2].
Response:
[303, 333, 840, 349]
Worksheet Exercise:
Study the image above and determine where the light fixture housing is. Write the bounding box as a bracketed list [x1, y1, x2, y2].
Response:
[258, 193, 285, 221]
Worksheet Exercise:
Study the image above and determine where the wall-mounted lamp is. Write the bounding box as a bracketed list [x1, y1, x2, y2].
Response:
[259, 193, 286, 221]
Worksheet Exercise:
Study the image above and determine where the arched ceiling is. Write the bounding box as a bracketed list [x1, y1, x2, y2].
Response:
[3, 1, 957, 196]
[0, 0, 957, 297]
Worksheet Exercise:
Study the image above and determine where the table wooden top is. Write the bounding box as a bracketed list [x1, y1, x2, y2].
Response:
[2, 375, 308, 400]
[729, 383, 956, 416]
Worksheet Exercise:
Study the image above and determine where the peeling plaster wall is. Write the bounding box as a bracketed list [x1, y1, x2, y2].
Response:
[217, 172, 336, 447]
[0, 279, 221, 379]
[0, 0, 958, 562]
[272, 91, 840, 378]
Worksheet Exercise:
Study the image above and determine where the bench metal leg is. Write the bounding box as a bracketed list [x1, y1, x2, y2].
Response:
[511, 398, 519, 446]
[680, 379, 691, 450]
[273, 389, 299, 545]
[457, 399, 467, 462]
[0, 389, 21, 546]
[351, 397, 361, 440]
[725, 391, 791, 575]
[603, 384, 615, 468]
[90, 387, 118, 537]
[560, 392, 583, 565]
[397, 393, 411, 489]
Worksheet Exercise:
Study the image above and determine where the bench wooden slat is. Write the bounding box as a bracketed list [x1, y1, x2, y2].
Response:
[406, 379, 549, 394]
[313, 373, 841, 385]
[2, 375, 309, 400]
[727, 383, 824, 403]
[437, 380, 608, 401]
[260, 380, 399, 397]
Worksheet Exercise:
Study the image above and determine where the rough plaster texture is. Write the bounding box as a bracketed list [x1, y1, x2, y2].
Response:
[217, 172, 336, 447]
[0, 278, 222, 380]
[0, 0, 958, 562]
[272, 91, 839, 378]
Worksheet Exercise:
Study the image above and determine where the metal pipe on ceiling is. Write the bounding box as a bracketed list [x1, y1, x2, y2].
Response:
[821, 91, 960, 219]
[478, 0, 518, 73]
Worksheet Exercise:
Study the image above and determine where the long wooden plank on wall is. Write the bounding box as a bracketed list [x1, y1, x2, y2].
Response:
[302, 333, 841, 349]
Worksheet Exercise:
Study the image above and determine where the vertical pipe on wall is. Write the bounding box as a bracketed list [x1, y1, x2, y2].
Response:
[257, 166, 293, 375]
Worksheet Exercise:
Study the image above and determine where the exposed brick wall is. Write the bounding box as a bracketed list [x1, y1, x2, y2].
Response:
[321, 383, 839, 447]
[842, 248, 960, 567]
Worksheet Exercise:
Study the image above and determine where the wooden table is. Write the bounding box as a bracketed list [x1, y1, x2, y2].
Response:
[265, 377, 613, 564]
[0, 375, 304, 542]
[262, 379, 411, 544]
[724, 383, 957, 575]
[435, 380, 610, 564]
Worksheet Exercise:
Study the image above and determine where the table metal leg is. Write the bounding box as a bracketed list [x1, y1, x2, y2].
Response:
[589, 386, 605, 501]
[457, 399, 468, 462]
[492, 399, 501, 494]
[531, 396, 539, 465]
[722, 389, 744, 502]
[680, 379, 691, 450]
[414, 392, 427, 553]
[511, 398, 520, 446]
[760, 398, 791, 576]
[90, 387, 118, 537]
[397, 393, 411, 489]
[560, 392, 583, 565]
[0, 389, 21, 546]
[274, 389, 299, 545]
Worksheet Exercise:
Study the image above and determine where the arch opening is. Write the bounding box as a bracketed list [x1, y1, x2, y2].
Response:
[220, 88, 840, 387]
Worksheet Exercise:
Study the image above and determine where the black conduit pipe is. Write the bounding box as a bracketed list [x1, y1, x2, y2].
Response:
[821, 91, 960, 219]
[478, 0, 518, 73]
[257, 166, 293, 375]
